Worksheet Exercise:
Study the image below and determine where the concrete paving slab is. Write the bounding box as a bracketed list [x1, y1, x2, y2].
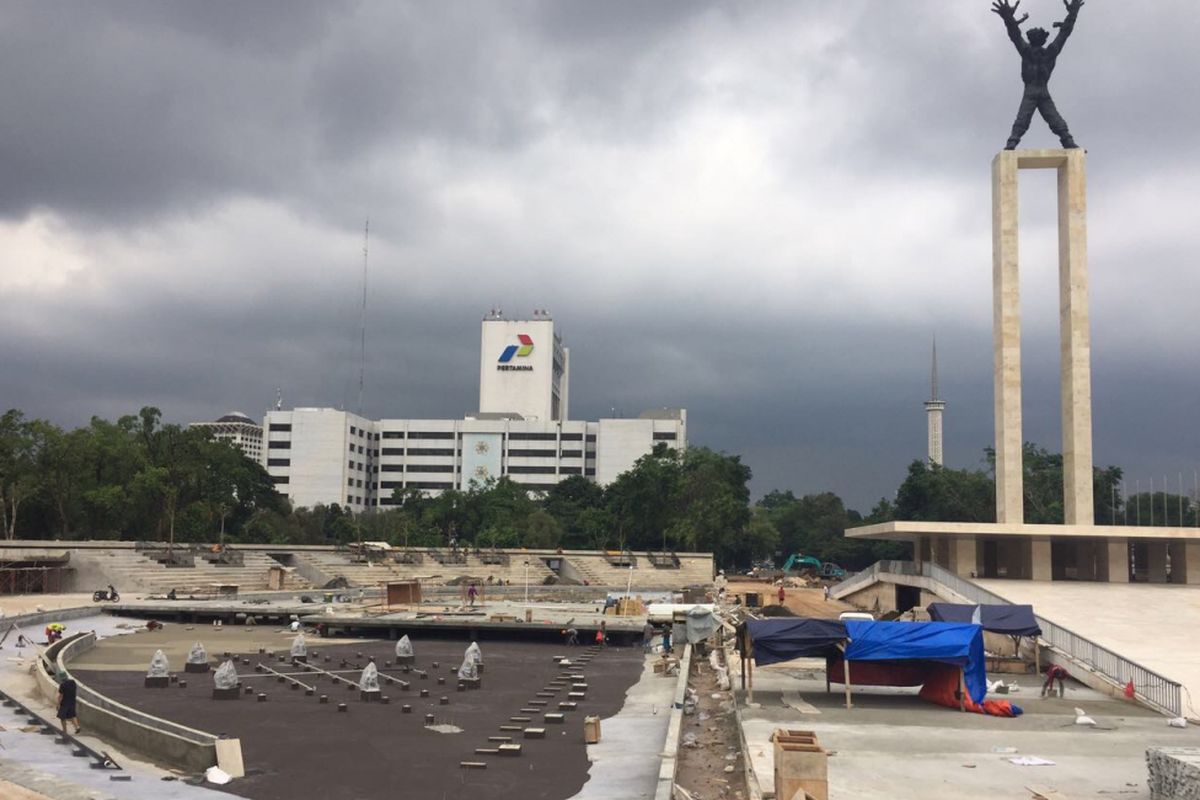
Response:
[738, 665, 1200, 799]
[977, 580, 1200, 715]
[569, 655, 676, 800]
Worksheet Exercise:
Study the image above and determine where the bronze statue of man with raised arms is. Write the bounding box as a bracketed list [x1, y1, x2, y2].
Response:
[993, 0, 1084, 150]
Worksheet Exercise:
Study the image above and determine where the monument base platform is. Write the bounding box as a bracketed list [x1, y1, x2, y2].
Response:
[846, 521, 1200, 584]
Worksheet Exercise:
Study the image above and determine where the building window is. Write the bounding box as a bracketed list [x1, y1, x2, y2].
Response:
[508, 448, 556, 458]
[357, 445, 364, 454]
[409, 431, 454, 439]
[356, 479, 363, 488]
[508, 466, 557, 475]
[560, 466, 582, 475]
[378, 497, 395, 506]
[356, 462, 363, 471]
[267, 458, 290, 467]
[381, 481, 402, 489]
[560, 450, 582, 458]
[348, 460, 355, 470]
[585, 467, 596, 476]
[381, 465, 403, 472]
[560, 433, 583, 441]
[585, 434, 597, 442]
[508, 432, 557, 441]
[350, 426, 357, 435]
[272, 476, 289, 484]
[407, 447, 455, 457]
[409, 481, 454, 490]
[347, 478, 354, 487]
[653, 432, 677, 441]
[268, 440, 291, 449]
[268, 423, 291, 432]
[348, 443, 355, 452]
[382, 447, 404, 456]
[382, 431, 404, 439]
[407, 464, 455, 473]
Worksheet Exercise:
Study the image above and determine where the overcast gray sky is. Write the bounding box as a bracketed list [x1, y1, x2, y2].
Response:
[2, 1, 1198, 510]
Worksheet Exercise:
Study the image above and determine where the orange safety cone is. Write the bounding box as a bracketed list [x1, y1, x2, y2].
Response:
[1124, 680, 1135, 699]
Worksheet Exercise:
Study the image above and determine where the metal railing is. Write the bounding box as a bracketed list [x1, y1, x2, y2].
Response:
[840, 559, 1183, 716]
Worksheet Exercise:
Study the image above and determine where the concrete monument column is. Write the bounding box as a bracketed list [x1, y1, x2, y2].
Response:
[992, 149, 1094, 526]
[1030, 537, 1052, 581]
[1105, 538, 1129, 583]
[948, 536, 977, 578]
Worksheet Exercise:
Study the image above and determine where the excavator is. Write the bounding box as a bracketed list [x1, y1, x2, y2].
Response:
[781, 554, 846, 580]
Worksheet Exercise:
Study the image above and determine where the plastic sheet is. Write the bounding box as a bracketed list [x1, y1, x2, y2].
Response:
[395, 635, 414, 658]
[457, 657, 478, 681]
[360, 662, 380, 692]
[213, 660, 239, 690]
[465, 641, 482, 666]
[186, 642, 207, 665]
[147, 649, 170, 677]
[290, 634, 307, 658]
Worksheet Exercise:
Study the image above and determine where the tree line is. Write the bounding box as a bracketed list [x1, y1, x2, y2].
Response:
[3, 406, 1192, 569]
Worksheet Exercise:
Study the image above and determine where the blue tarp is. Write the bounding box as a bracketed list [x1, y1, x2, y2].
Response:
[926, 603, 1042, 637]
[844, 620, 988, 704]
[746, 618, 847, 666]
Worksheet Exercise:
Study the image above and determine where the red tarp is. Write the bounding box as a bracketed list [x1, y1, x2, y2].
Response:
[917, 665, 1022, 717]
[825, 656, 932, 688]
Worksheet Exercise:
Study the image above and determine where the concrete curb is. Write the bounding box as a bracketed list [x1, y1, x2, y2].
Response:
[653, 643, 693, 800]
[727, 644, 766, 800]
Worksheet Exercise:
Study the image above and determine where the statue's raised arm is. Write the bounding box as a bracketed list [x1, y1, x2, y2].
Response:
[1048, 0, 1084, 55]
[992, 0, 1030, 54]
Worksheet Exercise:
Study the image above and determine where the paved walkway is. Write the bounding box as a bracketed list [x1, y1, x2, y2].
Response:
[0, 612, 224, 800]
[737, 659, 1199, 799]
[569, 646, 676, 800]
[977, 580, 1200, 716]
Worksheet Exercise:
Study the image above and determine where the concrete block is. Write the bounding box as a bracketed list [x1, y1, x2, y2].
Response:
[544, 713, 565, 724]
[184, 662, 210, 674]
[144, 676, 169, 688]
[211, 687, 240, 700]
[498, 744, 521, 757]
[1147, 747, 1200, 800]
[524, 728, 546, 739]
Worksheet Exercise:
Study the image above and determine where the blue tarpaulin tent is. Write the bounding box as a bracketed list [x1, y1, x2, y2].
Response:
[843, 620, 988, 704]
[926, 603, 1042, 637]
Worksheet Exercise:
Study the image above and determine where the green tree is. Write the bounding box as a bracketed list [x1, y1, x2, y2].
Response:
[0, 410, 38, 539]
[895, 460, 996, 523]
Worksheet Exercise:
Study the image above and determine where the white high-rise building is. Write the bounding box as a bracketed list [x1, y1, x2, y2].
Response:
[263, 409, 378, 511]
[261, 312, 686, 510]
[189, 412, 263, 463]
[478, 310, 569, 421]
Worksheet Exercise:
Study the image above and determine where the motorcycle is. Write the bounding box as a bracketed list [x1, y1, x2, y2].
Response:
[92, 588, 120, 603]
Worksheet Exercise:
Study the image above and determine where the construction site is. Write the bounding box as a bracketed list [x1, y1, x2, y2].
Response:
[0, 540, 1198, 800]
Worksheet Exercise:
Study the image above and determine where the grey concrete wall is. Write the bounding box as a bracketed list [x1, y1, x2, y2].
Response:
[37, 632, 224, 774]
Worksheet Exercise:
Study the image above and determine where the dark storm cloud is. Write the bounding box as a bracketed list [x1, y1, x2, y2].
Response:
[1, 1, 1198, 510]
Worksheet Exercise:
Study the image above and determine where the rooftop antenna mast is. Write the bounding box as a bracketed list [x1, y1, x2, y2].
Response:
[358, 219, 369, 416]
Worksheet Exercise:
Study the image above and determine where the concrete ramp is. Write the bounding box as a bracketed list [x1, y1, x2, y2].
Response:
[978, 579, 1200, 718]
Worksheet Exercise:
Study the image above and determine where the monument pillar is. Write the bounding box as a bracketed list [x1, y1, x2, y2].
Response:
[1030, 537, 1052, 581]
[992, 149, 1094, 526]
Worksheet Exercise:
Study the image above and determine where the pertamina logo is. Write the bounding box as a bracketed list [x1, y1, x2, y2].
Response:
[497, 334, 534, 371]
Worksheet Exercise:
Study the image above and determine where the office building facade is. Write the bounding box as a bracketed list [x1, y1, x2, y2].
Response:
[261, 314, 685, 511]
